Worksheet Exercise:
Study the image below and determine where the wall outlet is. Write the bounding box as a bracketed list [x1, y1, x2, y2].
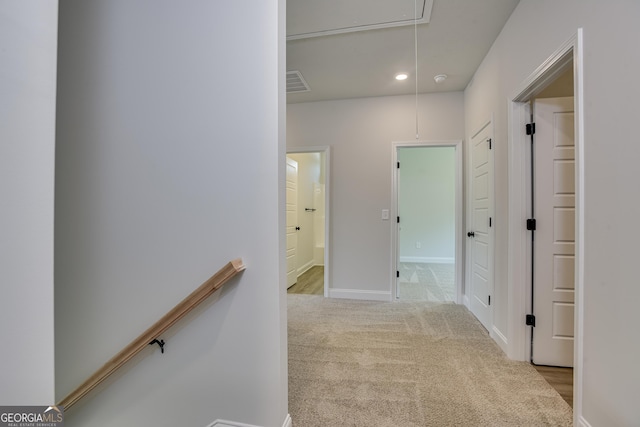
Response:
[416, 241, 421, 249]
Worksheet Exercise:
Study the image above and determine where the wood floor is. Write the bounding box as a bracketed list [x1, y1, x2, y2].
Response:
[287, 266, 324, 295]
[533, 365, 573, 408]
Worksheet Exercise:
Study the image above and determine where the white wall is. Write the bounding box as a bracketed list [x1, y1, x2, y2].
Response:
[398, 147, 455, 262]
[54, 1, 287, 426]
[0, 1, 58, 405]
[287, 153, 322, 272]
[465, 0, 640, 424]
[287, 92, 464, 298]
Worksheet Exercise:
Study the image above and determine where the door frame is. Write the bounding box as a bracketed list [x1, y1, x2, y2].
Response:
[286, 146, 331, 297]
[285, 156, 299, 289]
[507, 29, 584, 414]
[391, 140, 463, 303]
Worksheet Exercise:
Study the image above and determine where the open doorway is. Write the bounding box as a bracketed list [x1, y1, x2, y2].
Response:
[392, 141, 463, 303]
[286, 148, 330, 296]
[528, 84, 575, 408]
[507, 30, 584, 411]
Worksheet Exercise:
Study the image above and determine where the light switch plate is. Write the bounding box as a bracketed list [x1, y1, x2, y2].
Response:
[382, 209, 390, 220]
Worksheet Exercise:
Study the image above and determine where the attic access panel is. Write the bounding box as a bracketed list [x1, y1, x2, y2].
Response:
[287, 0, 433, 40]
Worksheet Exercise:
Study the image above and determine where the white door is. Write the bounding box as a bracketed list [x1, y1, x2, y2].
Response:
[286, 157, 299, 288]
[532, 97, 575, 366]
[468, 124, 493, 331]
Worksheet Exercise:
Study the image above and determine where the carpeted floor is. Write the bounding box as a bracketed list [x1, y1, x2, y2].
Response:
[288, 295, 572, 426]
[398, 262, 455, 302]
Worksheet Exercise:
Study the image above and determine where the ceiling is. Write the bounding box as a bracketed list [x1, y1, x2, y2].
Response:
[286, 0, 521, 103]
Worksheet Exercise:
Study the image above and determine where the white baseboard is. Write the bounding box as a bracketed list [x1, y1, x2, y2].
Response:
[462, 294, 470, 309]
[296, 260, 315, 276]
[329, 288, 391, 301]
[399, 256, 454, 264]
[491, 326, 508, 355]
[576, 415, 592, 427]
[208, 420, 261, 427]
[207, 414, 291, 427]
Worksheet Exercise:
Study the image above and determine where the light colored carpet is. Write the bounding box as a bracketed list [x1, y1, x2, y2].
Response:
[288, 295, 572, 426]
[398, 262, 455, 302]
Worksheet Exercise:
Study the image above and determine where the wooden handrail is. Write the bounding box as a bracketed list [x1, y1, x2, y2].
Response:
[58, 258, 246, 410]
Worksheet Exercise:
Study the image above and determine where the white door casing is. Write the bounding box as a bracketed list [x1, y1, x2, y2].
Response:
[468, 122, 494, 331]
[532, 97, 575, 367]
[286, 157, 298, 288]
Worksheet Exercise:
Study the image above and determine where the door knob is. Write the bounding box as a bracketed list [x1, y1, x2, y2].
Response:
[296, 226, 300, 231]
[467, 231, 475, 237]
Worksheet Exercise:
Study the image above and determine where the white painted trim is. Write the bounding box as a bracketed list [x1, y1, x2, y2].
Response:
[491, 326, 508, 354]
[572, 28, 586, 425]
[286, 0, 433, 41]
[206, 413, 291, 427]
[391, 140, 463, 304]
[507, 29, 585, 425]
[506, 100, 531, 363]
[329, 288, 392, 302]
[576, 415, 592, 427]
[287, 146, 331, 298]
[296, 259, 315, 276]
[462, 294, 470, 310]
[287, 15, 430, 41]
[399, 256, 454, 264]
[207, 420, 261, 427]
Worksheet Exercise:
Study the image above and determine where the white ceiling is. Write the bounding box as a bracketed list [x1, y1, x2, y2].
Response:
[286, 0, 521, 103]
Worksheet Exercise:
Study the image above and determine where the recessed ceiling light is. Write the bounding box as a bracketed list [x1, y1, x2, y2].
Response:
[395, 73, 409, 81]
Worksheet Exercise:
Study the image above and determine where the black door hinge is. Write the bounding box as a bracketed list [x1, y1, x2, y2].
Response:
[396, 271, 400, 278]
[397, 161, 400, 169]
[487, 138, 492, 149]
[488, 295, 491, 306]
[526, 218, 536, 231]
[397, 216, 400, 223]
[489, 217, 492, 227]
[526, 123, 536, 135]
[526, 314, 536, 327]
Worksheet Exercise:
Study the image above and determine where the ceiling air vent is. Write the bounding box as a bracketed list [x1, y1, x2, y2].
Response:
[287, 70, 310, 93]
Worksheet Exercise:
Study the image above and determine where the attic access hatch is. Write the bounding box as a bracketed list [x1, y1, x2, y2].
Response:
[287, 0, 433, 40]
